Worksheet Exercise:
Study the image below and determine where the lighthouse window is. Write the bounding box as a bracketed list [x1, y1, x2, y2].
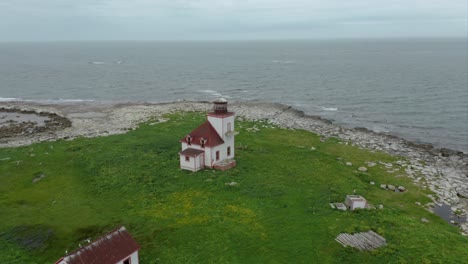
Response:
[216, 151, 220, 161]
[227, 146, 231, 156]
[186, 136, 192, 145]
[185, 156, 190, 162]
[200, 138, 206, 148]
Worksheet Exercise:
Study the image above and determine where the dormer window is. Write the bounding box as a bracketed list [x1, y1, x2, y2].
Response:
[200, 138, 207, 148]
[186, 135, 192, 145]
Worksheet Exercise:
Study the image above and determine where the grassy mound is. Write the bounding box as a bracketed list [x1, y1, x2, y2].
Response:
[0, 112, 466, 263]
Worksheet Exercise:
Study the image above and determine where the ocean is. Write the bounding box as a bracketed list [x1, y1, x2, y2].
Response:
[0, 39, 467, 152]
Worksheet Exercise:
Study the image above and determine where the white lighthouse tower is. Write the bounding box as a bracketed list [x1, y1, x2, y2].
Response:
[179, 98, 237, 171]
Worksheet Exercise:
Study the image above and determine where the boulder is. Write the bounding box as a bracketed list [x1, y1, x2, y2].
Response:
[387, 185, 396, 191]
[398, 186, 406, 192]
[346, 162, 353, 166]
[358, 166, 368, 172]
[370, 181, 375, 185]
[421, 218, 429, 223]
[380, 184, 387, 189]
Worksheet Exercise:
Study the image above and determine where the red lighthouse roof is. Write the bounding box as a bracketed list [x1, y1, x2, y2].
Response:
[180, 120, 224, 147]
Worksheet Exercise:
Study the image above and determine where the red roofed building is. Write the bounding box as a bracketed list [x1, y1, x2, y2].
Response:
[55, 226, 140, 264]
[180, 98, 238, 171]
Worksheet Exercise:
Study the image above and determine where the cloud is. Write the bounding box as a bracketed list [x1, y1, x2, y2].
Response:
[0, 0, 466, 41]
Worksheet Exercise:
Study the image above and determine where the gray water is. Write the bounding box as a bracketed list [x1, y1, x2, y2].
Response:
[0, 39, 467, 152]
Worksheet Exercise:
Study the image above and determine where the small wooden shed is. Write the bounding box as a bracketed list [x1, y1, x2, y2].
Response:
[55, 226, 140, 264]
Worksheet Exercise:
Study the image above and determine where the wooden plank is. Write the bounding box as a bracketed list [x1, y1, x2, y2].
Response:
[335, 231, 386, 251]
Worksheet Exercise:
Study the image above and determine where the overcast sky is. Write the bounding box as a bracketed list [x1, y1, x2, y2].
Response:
[1, 0, 466, 41]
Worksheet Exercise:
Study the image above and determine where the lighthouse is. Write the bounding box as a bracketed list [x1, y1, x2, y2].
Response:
[179, 98, 237, 171]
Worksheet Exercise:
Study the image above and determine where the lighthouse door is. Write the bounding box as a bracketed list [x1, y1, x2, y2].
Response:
[200, 153, 205, 168]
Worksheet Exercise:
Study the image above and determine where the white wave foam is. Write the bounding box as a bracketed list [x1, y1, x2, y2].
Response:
[199, 89, 217, 94]
[89, 61, 105, 65]
[321, 107, 338, 111]
[0, 97, 19, 102]
[55, 99, 95, 102]
[272, 60, 295, 64]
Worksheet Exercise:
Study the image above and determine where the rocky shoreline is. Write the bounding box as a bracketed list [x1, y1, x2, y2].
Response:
[1, 100, 467, 234]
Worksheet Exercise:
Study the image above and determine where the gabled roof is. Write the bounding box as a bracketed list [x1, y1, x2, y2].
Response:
[55, 226, 140, 264]
[180, 120, 224, 147]
[179, 148, 205, 157]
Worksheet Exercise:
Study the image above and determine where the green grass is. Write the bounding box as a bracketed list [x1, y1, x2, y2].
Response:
[0, 112, 466, 263]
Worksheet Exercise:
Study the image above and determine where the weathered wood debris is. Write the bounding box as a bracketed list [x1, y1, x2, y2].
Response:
[335, 230, 386, 251]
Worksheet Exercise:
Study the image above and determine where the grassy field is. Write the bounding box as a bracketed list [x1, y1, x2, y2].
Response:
[0, 112, 467, 263]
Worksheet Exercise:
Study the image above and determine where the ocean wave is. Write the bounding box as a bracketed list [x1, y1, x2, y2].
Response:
[0, 97, 19, 102]
[54, 99, 95, 102]
[0, 98, 95, 103]
[89, 61, 105, 65]
[198, 89, 233, 99]
[321, 107, 338, 111]
[199, 89, 217, 94]
[272, 60, 295, 64]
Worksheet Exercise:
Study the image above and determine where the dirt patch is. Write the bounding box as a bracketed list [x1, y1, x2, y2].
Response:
[0, 108, 71, 138]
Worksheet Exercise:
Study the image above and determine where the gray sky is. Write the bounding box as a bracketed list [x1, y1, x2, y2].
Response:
[1, 0, 466, 41]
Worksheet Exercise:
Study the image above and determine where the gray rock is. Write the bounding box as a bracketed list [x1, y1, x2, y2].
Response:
[378, 204, 384, 209]
[387, 185, 396, 191]
[398, 186, 406, 192]
[358, 166, 368, 172]
[346, 162, 353, 166]
[370, 181, 375, 185]
[421, 218, 429, 223]
[335, 203, 347, 211]
[380, 184, 387, 189]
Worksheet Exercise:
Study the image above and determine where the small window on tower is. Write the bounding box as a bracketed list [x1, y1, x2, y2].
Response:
[227, 146, 231, 156]
[200, 138, 206, 148]
[216, 151, 220, 161]
[185, 156, 190, 162]
[186, 135, 192, 145]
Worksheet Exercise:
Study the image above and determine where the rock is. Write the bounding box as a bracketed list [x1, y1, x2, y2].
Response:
[421, 218, 429, 223]
[366, 162, 376, 167]
[370, 181, 375, 185]
[378, 204, 384, 209]
[380, 184, 387, 189]
[205, 178, 213, 182]
[415, 202, 421, 206]
[346, 162, 353, 166]
[225, 181, 238, 186]
[387, 185, 396, 191]
[358, 166, 368, 172]
[335, 203, 347, 211]
[398, 186, 406, 192]
[310, 147, 316, 150]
